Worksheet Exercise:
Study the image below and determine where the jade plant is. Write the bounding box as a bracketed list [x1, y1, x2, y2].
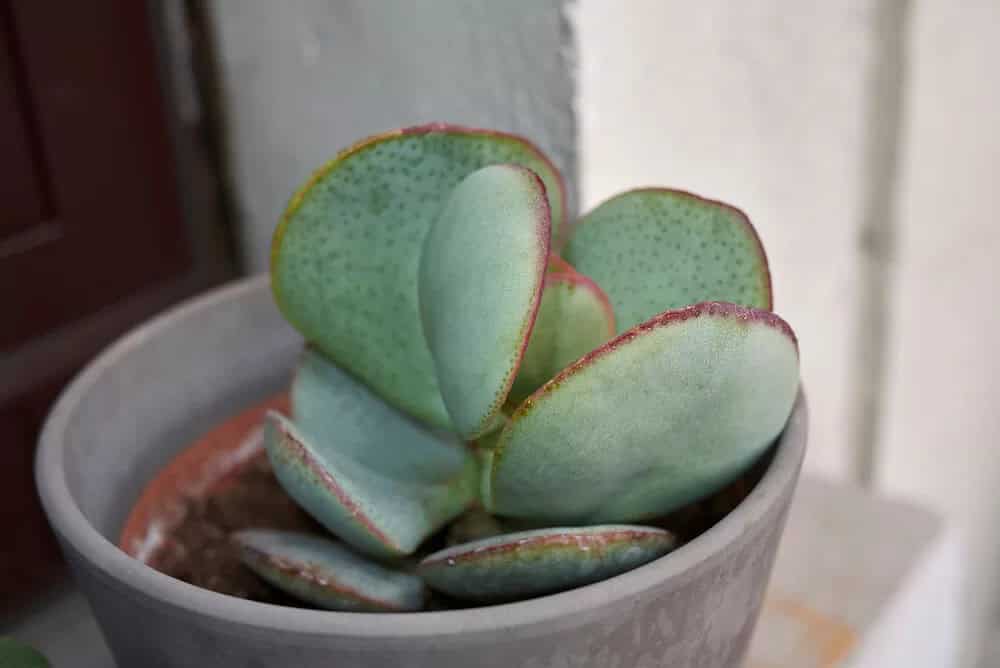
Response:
[234, 123, 800, 611]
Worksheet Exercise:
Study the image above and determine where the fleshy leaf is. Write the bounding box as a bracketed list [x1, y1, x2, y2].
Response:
[419, 164, 551, 439]
[265, 413, 478, 560]
[508, 267, 616, 405]
[470, 422, 507, 451]
[233, 529, 425, 612]
[292, 347, 469, 480]
[418, 525, 675, 602]
[565, 189, 772, 333]
[485, 302, 799, 523]
[272, 124, 566, 429]
[546, 254, 574, 274]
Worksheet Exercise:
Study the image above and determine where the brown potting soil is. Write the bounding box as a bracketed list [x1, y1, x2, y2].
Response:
[148, 455, 325, 605]
[147, 447, 770, 609]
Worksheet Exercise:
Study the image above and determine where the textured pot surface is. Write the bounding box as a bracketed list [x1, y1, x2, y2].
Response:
[37, 276, 807, 668]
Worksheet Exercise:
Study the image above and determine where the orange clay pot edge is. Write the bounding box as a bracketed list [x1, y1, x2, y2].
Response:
[117, 394, 289, 561]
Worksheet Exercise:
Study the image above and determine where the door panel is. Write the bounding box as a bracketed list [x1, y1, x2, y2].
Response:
[0, 9, 48, 238]
[2, 0, 191, 351]
[0, 376, 68, 611]
[0, 0, 222, 611]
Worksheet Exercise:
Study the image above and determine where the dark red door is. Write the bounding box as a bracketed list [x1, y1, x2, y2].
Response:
[1, 0, 219, 610]
[1, 1, 192, 348]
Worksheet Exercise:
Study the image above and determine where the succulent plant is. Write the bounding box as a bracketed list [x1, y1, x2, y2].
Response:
[251, 123, 800, 612]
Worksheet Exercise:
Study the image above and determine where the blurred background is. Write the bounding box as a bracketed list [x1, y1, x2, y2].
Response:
[3, 1, 997, 666]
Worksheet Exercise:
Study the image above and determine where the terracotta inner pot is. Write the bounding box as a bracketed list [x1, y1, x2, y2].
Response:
[120, 395, 310, 602]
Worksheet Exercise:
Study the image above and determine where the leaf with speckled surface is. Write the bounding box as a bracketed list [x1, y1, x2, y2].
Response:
[508, 268, 616, 406]
[292, 347, 469, 480]
[272, 125, 566, 429]
[419, 164, 550, 439]
[234, 529, 426, 612]
[564, 189, 772, 333]
[418, 525, 675, 602]
[485, 302, 799, 523]
[264, 412, 479, 559]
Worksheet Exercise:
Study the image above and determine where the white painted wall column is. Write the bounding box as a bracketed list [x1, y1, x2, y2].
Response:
[207, 0, 576, 272]
[573, 0, 884, 480]
[876, 1, 1000, 664]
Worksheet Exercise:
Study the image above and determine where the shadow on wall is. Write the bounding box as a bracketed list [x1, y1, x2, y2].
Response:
[199, 0, 577, 273]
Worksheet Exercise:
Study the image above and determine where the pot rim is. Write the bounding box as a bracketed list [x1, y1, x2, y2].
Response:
[37, 276, 807, 639]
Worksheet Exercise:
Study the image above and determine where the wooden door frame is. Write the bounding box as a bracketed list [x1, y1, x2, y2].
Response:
[1, 1, 233, 407]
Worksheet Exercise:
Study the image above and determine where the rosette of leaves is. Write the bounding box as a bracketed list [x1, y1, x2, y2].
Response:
[235, 124, 799, 611]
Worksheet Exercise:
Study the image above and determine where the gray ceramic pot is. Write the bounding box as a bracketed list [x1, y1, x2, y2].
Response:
[37, 276, 807, 668]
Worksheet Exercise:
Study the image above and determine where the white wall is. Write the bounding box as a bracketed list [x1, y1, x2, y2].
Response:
[574, 0, 881, 481]
[876, 1, 1000, 664]
[575, 1, 1000, 665]
[208, 0, 576, 272]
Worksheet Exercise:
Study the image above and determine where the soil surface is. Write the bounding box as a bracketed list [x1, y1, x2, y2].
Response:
[147, 455, 325, 605]
[146, 448, 771, 609]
